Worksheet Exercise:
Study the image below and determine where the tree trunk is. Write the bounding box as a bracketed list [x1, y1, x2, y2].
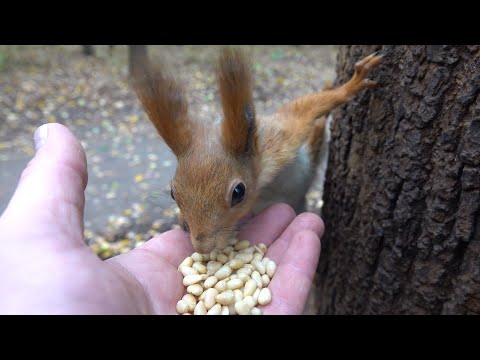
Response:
[128, 45, 148, 77]
[82, 45, 94, 56]
[318, 45, 480, 315]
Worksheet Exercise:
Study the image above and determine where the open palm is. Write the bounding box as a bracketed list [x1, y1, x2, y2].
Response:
[0, 124, 323, 315]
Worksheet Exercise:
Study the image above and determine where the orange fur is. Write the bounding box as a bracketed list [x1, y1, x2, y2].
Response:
[217, 48, 256, 156]
[133, 48, 382, 253]
[257, 53, 382, 188]
[131, 59, 193, 156]
[308, 116, 328, 164]
[173, 136, 259, 252]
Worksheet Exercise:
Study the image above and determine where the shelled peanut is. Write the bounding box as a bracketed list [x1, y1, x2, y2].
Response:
[176, 240, 276, 315]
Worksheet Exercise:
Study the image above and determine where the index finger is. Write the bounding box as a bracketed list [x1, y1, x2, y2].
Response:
[262, 229, 321, 315]
[266, 212, 324, 264]
[237, 203, 296, 247]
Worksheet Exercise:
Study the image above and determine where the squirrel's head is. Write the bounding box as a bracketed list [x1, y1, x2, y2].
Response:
[132, 48, 259, 253]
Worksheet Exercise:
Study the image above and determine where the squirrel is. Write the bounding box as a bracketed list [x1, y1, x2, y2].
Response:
[132, 48, 382, 253]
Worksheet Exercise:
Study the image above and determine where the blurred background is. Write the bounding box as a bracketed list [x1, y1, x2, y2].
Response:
[0, 45, 338, 262]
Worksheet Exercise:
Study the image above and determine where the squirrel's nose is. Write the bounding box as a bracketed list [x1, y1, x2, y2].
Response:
[192, 242, 215, 254]
[191, 233, 216, 254]
[195, 233, 206, 242]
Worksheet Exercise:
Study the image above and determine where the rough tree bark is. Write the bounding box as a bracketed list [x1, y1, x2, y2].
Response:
[318, 45, 480, 315]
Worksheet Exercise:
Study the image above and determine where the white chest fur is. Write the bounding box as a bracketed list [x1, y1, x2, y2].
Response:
[254, 114, 332, 214]
[254, 144, 316, 214]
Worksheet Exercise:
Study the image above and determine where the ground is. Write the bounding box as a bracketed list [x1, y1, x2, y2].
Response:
[0, 45, 337, 314]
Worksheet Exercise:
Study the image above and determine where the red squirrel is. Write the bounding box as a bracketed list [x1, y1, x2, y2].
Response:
[132, 48, 382, 253]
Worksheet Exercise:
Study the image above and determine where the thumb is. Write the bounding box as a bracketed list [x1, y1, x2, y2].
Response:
[0, 123, 88, 247]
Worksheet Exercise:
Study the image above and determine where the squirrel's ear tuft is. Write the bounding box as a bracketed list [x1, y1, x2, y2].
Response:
[217, 47, 257, 157]
[131, 55, 192, 157]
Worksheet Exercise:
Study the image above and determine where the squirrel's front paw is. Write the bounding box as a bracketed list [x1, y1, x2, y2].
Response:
[349, 52, 382, 92]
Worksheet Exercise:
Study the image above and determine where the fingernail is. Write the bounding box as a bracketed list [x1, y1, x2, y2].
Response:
[34, 124, 49, 151]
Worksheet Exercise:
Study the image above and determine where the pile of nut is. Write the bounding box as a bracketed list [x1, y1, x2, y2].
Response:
[176, 240, 277, 315]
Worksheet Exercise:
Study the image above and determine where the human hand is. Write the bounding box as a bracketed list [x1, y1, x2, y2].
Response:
[0, 123, 323, 314]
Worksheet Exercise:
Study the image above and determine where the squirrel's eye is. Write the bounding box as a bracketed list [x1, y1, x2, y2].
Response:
[231, 182, 246, 207]
[183, 221, 189, 232]
[170, 188, 175, 200]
